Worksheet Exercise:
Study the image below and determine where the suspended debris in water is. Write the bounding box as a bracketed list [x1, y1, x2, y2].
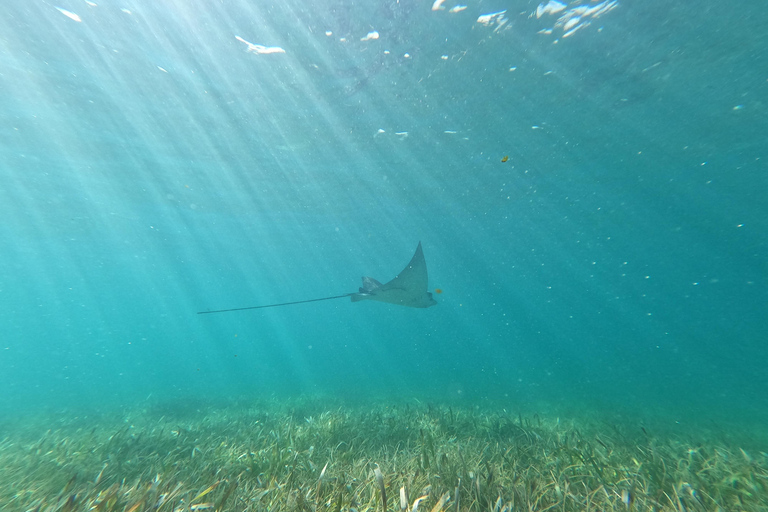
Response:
[55, 6, 82, 22]
[235, 35, 285, 54]
[534, 0, 618, 40]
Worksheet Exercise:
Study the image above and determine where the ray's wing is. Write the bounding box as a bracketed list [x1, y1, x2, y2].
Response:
[378, 241, 428, 293]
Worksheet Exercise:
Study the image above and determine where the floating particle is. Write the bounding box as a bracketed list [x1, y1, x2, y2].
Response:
[55, 7, 82, 22]
[235, 35, 285, 54]
[563, 21, 589, 37]
[587, 0, 618, 17]
[536, 0, 566, 18]
[563, 16, 581, 31]
[477, 10, 507, 26]
[537, 0, 618, 39]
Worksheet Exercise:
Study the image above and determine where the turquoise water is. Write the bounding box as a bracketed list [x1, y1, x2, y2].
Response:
[1, 0, 766, 431]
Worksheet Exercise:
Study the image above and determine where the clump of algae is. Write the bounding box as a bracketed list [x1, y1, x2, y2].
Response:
[0, 397, 766, 511]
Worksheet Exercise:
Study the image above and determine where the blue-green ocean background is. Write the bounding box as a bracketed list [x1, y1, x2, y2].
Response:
[1, 0, 766, 429]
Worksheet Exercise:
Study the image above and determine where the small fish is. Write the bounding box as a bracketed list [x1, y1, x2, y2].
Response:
[501, 155, 509, 163]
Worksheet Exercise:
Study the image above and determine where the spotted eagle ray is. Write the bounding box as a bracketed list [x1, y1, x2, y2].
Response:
[197, 242, 437, 314]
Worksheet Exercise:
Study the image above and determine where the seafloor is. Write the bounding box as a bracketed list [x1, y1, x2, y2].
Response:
[1, 397, 766, 511]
